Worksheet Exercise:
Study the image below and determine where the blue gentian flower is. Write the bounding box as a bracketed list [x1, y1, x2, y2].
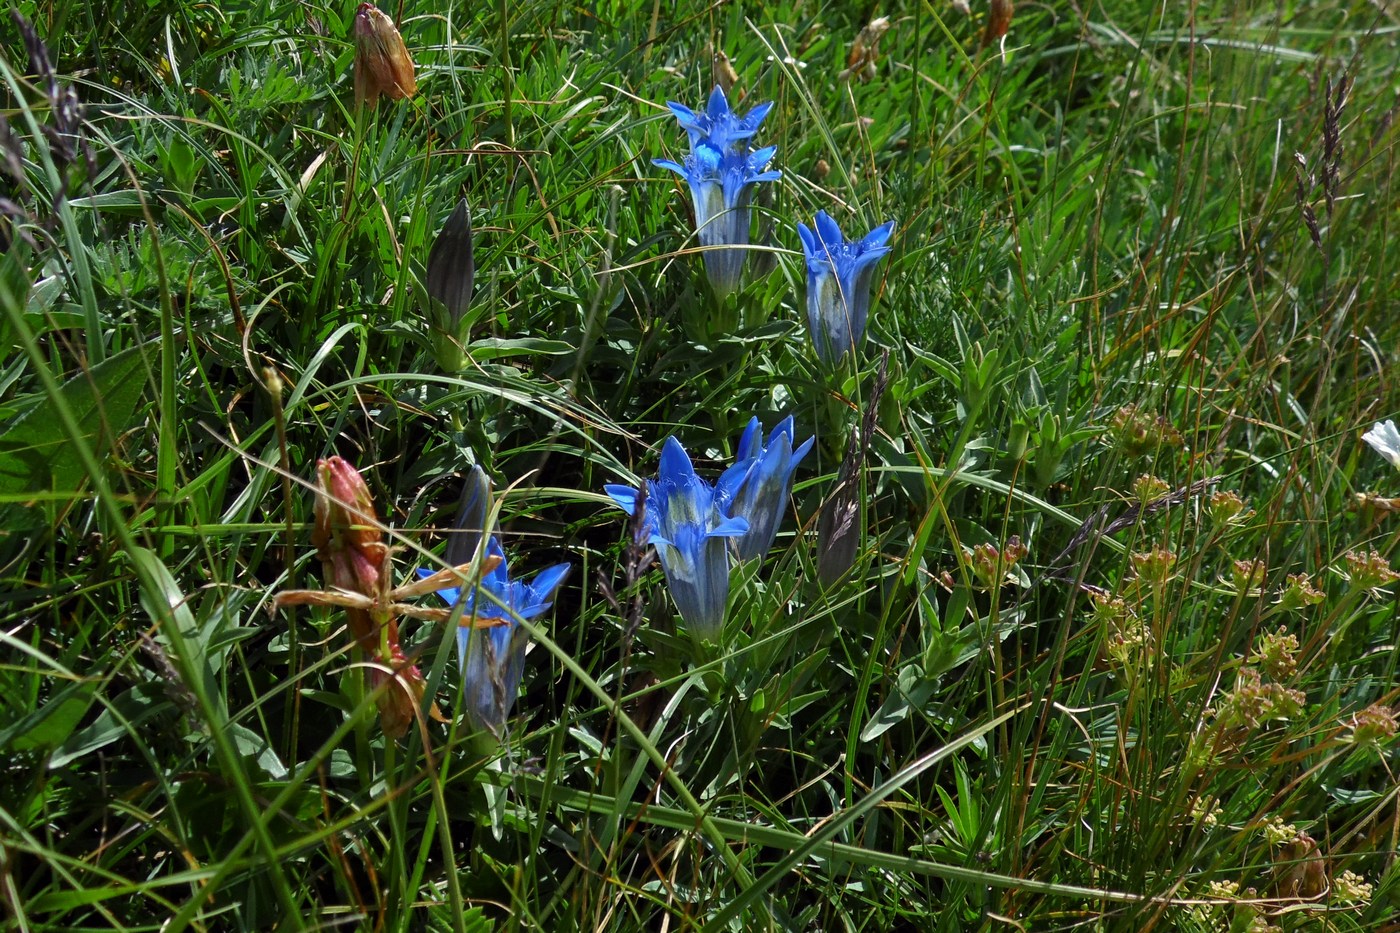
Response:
[654, 143, 780, 297]
[665, 85, 775, 154]
[419, 537, 570, 737]
[717, 416, 815, 562]
[796, 210, 896, 366]
[605, 437, 749, 641]
[654, 86, 781, 298]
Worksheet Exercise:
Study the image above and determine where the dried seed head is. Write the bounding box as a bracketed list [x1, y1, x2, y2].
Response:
[981, 0, 1014, 49]
[840, 16, 892, 83]
[353, 3, 416, 106]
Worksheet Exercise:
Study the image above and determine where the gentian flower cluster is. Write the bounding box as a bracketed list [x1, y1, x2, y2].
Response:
[607, 419, 813, 642]
[654, 86, 781, 297]
[798, 210, 896, 367]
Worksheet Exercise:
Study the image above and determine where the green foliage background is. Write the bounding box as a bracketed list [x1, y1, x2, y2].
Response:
[1, 0, 1397, 929]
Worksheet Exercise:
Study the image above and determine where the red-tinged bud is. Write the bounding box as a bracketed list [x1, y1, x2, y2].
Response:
[353, 3, 416, 107]
[314, 458, 388, 606]
[314, 456, 381, 552]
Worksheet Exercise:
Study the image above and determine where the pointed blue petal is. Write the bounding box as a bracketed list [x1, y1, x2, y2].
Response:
[861, 220, 896, 251]
[709, 514, 751, 538]
[743, 99, 774, 129]
[736, 417, 762, 461]
[417, 567, 464, 607]
[526, 564, 572, 609]
[814, 210, 845, 253]
[716, 459, 754, 509]
[659, 436, 697, 484]
[706, 85, 731, 120]
[667, 101, 698, 124]
[653, 158, 688, 177]
[767, 416, 795, 447]
[791, 433, 816, 466]
[605, 484, 640, 515]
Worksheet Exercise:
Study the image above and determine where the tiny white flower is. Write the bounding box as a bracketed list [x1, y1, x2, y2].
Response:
[1362, 419, 1400, 470]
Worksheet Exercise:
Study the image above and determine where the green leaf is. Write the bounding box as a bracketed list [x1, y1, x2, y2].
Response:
[227, 723, 288, 780]
[0, 681, 96, 752]
[50, 684, 167, 769]
[860, 664, 935, 743]
[468, 337, 574, 360]
[0, 345, 150, 503]
[461, 908, 493, 933]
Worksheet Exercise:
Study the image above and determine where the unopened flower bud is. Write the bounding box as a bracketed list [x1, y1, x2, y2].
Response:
[426, 198, 475, 328]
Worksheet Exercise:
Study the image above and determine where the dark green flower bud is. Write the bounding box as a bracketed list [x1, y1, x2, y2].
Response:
[426, 198, 474, 326]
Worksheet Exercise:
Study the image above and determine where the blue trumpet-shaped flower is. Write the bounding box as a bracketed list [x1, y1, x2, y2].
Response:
[606, 437, 749, 641]
[655, 86, 781, 298]
[419, 537, 570, 737]
[796, 210, 896, 366]
[717, 416, 815, 562]
[654, 142, 780, 297]
[665, 85, 775, 154]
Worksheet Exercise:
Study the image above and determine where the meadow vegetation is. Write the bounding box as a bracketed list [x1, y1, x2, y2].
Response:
[1, 0, 1398, 929]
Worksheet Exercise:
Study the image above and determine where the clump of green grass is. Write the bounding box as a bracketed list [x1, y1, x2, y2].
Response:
[1, 0, 1397, 929]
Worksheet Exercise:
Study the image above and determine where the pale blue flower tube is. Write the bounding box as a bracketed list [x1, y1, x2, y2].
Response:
[797, 210, 895, 366]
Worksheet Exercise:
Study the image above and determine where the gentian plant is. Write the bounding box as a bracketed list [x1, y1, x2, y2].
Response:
[606, 437, 749, 642]
[654, 86, 781, 297]
[797, 210, 896, 367]
[419, 538, 570, 738]
[717, 416, 815, 562]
